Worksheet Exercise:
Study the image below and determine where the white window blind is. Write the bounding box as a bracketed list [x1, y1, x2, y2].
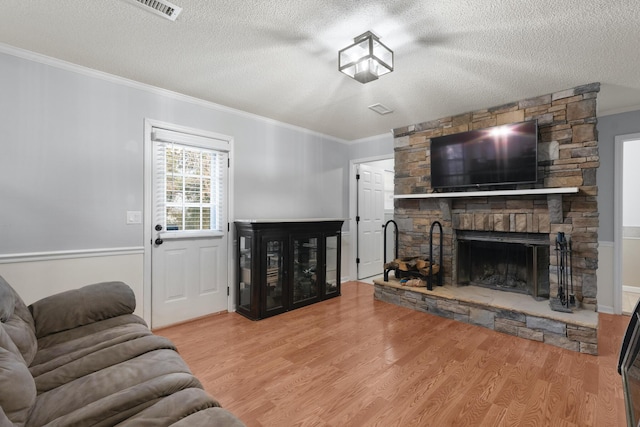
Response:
[152, 129, 228, 233]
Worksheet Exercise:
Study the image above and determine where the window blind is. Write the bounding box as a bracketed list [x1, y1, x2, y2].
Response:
[152, 129, 228, 233]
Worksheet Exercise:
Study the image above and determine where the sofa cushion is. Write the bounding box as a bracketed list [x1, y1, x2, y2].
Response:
[0, 276, 37, 365]
[111, 388, 249, 427]
[0, 346, 36, 427]
[0, 323, 25, 363]
[35, 313, 147, 352]
[29, 281, 136, 339]
[2, 315, 38, 367]
[33, 334, 177, 393]
[0, 276, 16, 322]
[0, 406, 16, 427]
[27, 349, 203, 426]
[0, 276, 35, 331]
[30, 321, 152, 376]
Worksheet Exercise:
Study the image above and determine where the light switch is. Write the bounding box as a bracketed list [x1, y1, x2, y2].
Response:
[127, 211, 142, 224]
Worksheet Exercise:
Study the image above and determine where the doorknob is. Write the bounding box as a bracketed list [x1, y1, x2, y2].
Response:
[155, 224, 163, 231]
[155, 238, 163, 245]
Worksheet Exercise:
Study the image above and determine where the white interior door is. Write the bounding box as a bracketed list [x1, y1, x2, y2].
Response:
[357, 163, 385, 279]
[151, 127, 229, 328]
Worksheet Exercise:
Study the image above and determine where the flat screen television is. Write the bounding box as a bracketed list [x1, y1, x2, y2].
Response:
[430, 120, 538, 190]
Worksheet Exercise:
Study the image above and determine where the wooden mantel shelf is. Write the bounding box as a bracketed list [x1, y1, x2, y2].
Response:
[394, 187, 579, 200]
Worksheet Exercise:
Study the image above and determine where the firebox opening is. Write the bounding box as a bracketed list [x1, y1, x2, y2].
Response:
[456, 231, 550, 300]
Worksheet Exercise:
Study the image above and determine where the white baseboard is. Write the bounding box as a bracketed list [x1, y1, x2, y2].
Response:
[624, 286, 640, 294]
[598, 305, 614, 314]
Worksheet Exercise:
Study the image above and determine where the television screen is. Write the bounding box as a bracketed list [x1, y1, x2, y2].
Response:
[430, 120, 538, 189]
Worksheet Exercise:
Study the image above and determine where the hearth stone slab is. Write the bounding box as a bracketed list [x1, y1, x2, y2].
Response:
[373, 278, 598, 355]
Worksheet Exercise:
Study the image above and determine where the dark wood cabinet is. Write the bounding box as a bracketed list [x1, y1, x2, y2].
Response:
[235, 220, 343, 320]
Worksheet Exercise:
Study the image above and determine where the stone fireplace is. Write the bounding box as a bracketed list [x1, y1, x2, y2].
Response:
[374, 83, 600, 354]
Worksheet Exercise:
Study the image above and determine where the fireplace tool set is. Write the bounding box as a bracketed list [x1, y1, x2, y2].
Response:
[551, 231, 575, 313]
[382, 220, 443, 290]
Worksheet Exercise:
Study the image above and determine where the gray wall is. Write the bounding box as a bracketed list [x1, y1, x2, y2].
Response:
[597, 109, 640, 242]
[344, 133, 394, 234]
[0, 51, 351, 255]
[347, 133, 394, 160]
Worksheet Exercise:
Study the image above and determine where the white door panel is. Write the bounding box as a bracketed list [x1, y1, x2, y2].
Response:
[358, 164, 385, 279]
[199, 246, 220, 293]
[151, 129, 229, 329]
[165, 248, 187, 301]
[152, 236, 228, 327]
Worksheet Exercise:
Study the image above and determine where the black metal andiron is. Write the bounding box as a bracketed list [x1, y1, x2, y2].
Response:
[383, 220, 398, 282]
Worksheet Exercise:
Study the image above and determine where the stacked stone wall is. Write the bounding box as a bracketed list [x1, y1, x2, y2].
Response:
[392, 83, 600, 310]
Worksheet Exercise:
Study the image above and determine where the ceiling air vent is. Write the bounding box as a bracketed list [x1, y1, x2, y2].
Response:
[368, 103, 394, 115]
[125, 0, 183, 21]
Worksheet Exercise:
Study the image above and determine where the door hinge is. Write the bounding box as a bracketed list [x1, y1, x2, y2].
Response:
[227, 286, 230, 296]
[356, 216, 360, 223]
[228, 222, 230, 232]
[356, 173, 360, 180]
[228, 158, 230, 168]
[356, 258, 360, 264]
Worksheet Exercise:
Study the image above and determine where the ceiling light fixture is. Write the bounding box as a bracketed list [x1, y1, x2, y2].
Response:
[338, 31, 393, 84]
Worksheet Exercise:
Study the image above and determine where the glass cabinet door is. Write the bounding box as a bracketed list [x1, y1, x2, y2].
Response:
[325, 235, 339, 296]
[264, 238, 285, 313]
[292, 236, 319, 305]
[238, 235, 252, 312]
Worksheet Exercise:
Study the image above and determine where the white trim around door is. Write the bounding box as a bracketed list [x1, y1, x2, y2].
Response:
[614, 132, 640, 315]
[349, 154, 394, 282]
[143, 119, 235, 328]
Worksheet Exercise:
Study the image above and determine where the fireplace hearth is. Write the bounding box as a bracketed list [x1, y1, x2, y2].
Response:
[456, 231, 550, 300]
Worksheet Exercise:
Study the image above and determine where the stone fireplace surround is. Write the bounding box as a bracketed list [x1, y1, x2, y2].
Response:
[374, 83, 600, 354]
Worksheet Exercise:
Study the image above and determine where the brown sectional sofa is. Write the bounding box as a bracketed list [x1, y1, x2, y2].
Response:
[0, 275, 244, 426]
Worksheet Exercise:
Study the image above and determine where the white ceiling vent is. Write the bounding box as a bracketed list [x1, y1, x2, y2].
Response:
[368, 103, 394, 115]
[125, 0, 183, 21]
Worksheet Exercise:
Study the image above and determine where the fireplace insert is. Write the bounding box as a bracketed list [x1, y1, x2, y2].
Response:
[456, 231, 550, 299]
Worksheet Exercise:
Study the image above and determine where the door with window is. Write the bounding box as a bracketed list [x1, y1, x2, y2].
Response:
[151, 127, 229, 328]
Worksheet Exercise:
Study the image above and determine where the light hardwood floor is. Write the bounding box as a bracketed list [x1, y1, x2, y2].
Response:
[156, 282, 629, 427]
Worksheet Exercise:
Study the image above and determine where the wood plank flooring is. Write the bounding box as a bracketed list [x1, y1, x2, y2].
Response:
[155, 282, 629, 427]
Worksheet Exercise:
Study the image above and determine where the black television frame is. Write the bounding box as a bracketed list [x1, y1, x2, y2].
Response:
[430, 120, 539, 190]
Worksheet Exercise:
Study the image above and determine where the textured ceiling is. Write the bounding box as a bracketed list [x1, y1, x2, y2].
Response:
[1, 0, 639, 141]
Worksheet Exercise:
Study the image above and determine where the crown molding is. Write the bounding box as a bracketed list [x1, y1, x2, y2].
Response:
[0, 43, 349, 145]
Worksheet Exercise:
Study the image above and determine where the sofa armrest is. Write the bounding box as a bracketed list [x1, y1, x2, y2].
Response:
[29, 282, 136, 339]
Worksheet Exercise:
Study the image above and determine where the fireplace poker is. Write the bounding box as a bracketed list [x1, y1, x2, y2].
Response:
[569, 237, 575, 306]
[555, 234, 562, 304]
[560, 233, 568, 308]
[558, 233, 568, 308]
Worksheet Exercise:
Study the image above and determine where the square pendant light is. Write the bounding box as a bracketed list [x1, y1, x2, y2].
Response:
[338, 31, 394, 84]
